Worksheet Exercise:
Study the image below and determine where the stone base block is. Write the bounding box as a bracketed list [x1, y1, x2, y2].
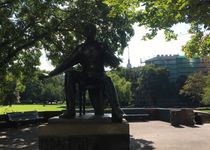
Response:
[39, 115, 130, 150]
[170, 109, 195, 126]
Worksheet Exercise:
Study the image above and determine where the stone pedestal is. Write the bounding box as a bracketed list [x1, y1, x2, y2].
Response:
[170, 109, 195, 126]
[39, 114, 130, 150]
[170, 109, 181, 126]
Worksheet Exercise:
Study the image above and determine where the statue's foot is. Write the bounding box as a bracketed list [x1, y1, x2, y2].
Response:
[112, 115, 122, 122]
[59, 111, 75, 119]
[112, 107, 124, 123]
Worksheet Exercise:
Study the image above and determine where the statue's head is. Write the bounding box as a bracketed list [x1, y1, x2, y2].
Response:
[84, 24, 96, 39]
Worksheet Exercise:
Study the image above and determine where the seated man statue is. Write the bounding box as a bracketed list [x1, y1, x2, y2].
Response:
[42, 24, 124, 122]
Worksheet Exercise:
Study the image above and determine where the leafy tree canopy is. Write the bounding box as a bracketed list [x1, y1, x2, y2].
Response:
[0, 0, 134, 69]
[137, 64, 171, 104]
[107, 71, 132, 106]
[0, 0, 135, 103]
[1, 0, 209, 103]
[180, 72, 206, 105]
[104, 0, 210, 57]
[21, 74, 64, 102]
[202, 73, 210, 105]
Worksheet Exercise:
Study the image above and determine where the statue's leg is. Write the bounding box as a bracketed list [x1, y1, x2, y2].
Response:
[89, 88, 104, 116]
[88, 89, 96, 111]
[103, 76, 124, 122]
[60, 71, 77, 118]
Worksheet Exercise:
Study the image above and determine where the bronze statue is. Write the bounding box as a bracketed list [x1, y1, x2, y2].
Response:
[41, 24, 124, 122]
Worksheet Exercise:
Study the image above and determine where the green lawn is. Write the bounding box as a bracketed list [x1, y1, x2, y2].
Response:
[200, 110, 210, 113]
[195, 107, 210, 113]
[0, 104, 66, 115]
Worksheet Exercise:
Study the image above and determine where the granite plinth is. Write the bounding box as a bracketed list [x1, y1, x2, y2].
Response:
[39, 114, 130, 150]
[170, 109, 194, 126]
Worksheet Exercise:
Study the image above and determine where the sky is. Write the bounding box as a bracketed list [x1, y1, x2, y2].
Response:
[120, 23, 191, 67]
[39, 23, 191, 70]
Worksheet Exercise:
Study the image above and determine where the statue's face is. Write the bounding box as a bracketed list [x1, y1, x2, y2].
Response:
[84, 24, 96, 38]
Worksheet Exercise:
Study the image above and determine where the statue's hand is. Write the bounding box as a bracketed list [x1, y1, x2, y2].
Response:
[39, 73, 49, 80]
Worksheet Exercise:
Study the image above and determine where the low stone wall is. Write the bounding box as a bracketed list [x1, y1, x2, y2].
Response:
[194, 111, 210, 123]
[156, 108, 171, 122]
[1, 108, 209, 128]
[122, 108, 159, 120]
[38, 111, 63, 121]
[122, 108, 195, 126]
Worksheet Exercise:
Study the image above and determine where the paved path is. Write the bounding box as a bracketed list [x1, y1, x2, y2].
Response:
[0, 121, 210, 150]
[0, 124, 40, 150]
[130, 121, 210, 150]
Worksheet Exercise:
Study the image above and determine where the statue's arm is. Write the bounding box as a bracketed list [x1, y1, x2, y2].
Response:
[103, 44, 121, 68]
[48, 47, 80, 77]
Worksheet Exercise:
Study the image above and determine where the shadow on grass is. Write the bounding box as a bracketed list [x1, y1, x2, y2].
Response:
[130, 136, 155, 150]
[0, 124, 40, 150]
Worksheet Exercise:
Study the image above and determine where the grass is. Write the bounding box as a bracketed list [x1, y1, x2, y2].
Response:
[195, 107, 210, 113]
[0, 104, 109, 115]
[200, 110, 210, 113]
[0, 104, 66, 115]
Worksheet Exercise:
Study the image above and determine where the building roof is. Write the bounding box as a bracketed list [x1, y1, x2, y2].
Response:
[145, 55, 180, 62]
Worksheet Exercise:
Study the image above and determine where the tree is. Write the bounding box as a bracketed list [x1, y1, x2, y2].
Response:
[180, 72, 206, 106]
[174, 75, 190, 105]
[104, 0, 210, 57]
[176, 75, 188, 92]
[0, 46, 41, 104]
[0, 0, 134, 68]
[41, 75, 65, 102]
[20, 78, 43, 102]
[136, 64, 171, 106]
[0, 71, 25, 105]
[114, 67, 142, 102]
[107, 71, 132, 106]
[115, 67, 142, 82]
[202, 73, 210, 105]
[0, 0, 135, 104]
[182, 24, 210, 57]
[20, 74, 64, 103]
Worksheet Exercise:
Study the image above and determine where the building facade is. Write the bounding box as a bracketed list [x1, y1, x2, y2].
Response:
[145, 55, 210, 81]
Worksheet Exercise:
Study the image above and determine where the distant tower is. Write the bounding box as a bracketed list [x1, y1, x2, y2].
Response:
[127, 47, 132, 69]
[140, 58, 145, 66]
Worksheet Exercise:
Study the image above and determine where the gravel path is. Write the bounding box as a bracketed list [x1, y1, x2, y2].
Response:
[1, 121, 210, 150]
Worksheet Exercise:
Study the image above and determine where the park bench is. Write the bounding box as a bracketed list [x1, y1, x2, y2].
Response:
[7, 111, 44, 124]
